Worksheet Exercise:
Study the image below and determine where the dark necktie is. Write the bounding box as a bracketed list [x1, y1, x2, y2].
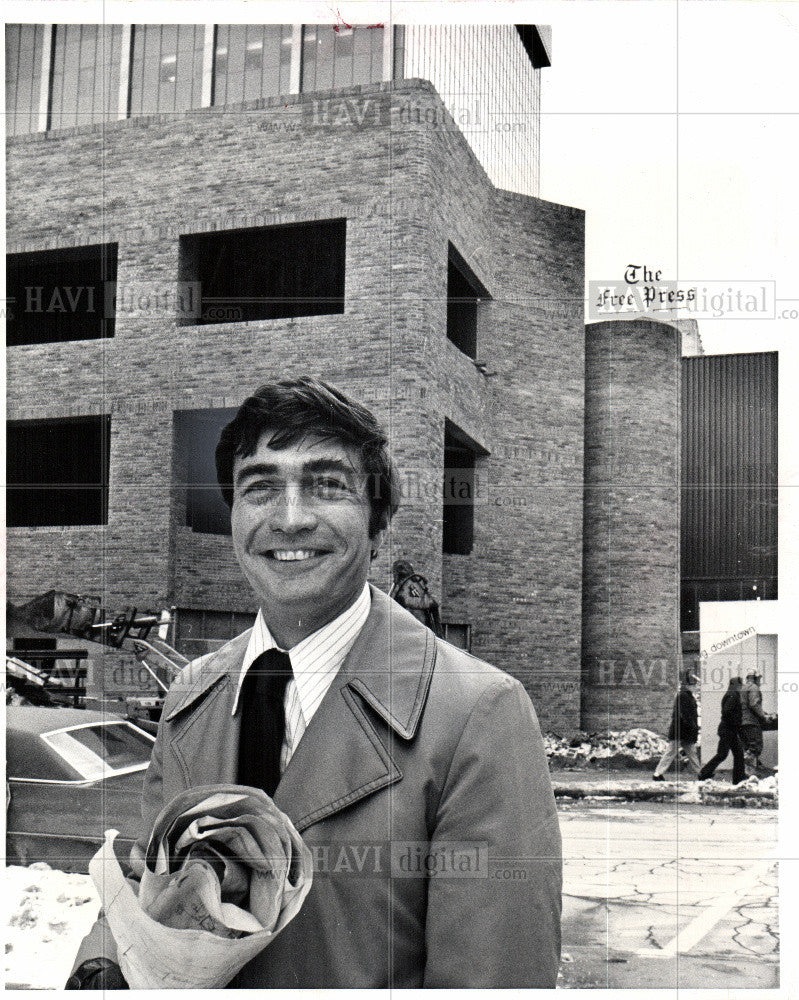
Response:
[237, 648, 293, 797]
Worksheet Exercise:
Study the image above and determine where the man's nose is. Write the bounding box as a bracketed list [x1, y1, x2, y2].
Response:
[267, 484, 318, 533]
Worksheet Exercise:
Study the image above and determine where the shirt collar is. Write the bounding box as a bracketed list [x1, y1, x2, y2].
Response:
[232, 583, 371, 717]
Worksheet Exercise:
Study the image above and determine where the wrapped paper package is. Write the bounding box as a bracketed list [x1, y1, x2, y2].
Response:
[89, 784, 313, 989]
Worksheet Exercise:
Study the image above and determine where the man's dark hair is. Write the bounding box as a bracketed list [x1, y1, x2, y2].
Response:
[216, 376, 399, 537]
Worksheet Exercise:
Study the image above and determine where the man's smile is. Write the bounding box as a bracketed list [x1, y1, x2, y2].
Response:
[265, 548, 329, 562]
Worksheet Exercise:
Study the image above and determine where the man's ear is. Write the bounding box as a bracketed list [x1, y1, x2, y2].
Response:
[369, 525, 387, 561]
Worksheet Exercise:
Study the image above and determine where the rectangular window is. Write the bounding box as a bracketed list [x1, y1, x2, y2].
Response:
[5, 24, 47, 136]
[129, 24, 204, 115]
[301, 24, 385, 92]
[49, 25, 123, 130]
[443, 421, 490, 556]
[446, 244, 489, 359]
[392, 26, 405, 80]
[7, 416, 111, 527]
[7, 243, 117, 346]
[175, 408, 236, 535]
[179, 219, 346, 326]
[442, 622, 472, 652]
[212, 25, 292, 104]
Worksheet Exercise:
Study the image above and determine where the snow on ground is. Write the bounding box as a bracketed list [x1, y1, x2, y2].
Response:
[4, 863, 100, 990]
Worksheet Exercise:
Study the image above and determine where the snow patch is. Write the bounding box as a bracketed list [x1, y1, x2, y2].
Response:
[5, 864, 100, 990]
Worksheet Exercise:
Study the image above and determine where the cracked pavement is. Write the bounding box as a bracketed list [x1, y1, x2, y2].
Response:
[559, 799, 778, 988]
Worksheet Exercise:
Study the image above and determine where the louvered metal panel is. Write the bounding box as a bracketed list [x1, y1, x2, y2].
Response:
[680, 352, 777, 629]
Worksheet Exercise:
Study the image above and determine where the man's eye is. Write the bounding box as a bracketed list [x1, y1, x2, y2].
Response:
[242, 480, 281, 500]
[313, 477, 352, 498]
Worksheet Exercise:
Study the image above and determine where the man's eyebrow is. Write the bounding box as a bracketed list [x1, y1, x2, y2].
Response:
[302, 458, 359, 478]
[234, 457, 359, 485]
[234, 461, 282, 485]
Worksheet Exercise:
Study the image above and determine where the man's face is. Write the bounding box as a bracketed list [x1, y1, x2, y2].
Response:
[231, 432, 383, 644]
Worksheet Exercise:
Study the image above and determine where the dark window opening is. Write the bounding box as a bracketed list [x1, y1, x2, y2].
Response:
[175, 408, 236, 535]
[446, 243, 488, 359]
[442, 622, 472, 652]
[443, 421, 488, 555]
[7, 243, 117, 346]
[7, 416, 110, 526]
[179, 219, 346, 326]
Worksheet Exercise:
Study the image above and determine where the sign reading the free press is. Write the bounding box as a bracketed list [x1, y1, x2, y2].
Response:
[589, 264, 775, 321]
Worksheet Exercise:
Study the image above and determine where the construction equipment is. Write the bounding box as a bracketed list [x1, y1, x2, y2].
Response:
[6, 590, 189, 722]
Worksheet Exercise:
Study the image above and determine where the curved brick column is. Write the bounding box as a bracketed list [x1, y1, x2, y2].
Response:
[581, 319, 681, 733]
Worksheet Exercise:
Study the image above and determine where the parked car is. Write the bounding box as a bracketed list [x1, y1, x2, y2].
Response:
[6, 707, 155, 872]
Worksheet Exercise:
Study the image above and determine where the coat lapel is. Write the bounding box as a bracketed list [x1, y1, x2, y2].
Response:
[163, 589, 436, 833]
[165, 630, 251, 787]
[273, 587, 436, 832]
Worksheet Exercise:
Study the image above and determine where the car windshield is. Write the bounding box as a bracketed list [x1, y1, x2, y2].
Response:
[43, 723, 154, 780]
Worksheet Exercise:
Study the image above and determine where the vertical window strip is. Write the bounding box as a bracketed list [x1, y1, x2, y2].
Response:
[391, 24, 404, 81]
[128, 25, 141, 114]
[174, 25, 190, 113]
[192, 25, 206, 108]
[36, 25, 52, 133]
[116, 25, 132, 120]
[155, 25, 168, 113]
[200, 23, 214, 107]
[48, 25, 64, 129]
[213, 23, 227, 105]
[300, 24, 315, 92]
[289, 24, 302, 94]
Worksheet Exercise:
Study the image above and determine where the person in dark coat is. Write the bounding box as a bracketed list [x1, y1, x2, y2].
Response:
[698, 676, 746, 784]
[652, 672, 700, 780]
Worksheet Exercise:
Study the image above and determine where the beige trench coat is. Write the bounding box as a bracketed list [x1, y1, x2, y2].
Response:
[75, 586, 561, 987]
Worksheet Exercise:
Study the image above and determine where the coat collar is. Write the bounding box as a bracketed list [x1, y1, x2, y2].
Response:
[163, 586, 437, 833]
[338, 584, 436, 740]
[164, 586, 435, 739]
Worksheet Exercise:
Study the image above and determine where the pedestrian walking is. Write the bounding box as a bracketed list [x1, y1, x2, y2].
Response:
[652, 672, 700, 780]
[698, 676, 746, 784]
[740, 670, 769, 767]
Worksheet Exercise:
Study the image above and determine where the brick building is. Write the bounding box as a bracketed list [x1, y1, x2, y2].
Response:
[6, 22, 595, 733]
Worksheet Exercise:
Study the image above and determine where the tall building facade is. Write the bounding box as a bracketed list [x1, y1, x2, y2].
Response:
[6, 23, 585, 732]
[5, 22, 550, 196]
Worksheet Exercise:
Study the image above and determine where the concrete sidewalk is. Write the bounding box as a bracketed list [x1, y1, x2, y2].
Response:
[550, 768, 777, 807]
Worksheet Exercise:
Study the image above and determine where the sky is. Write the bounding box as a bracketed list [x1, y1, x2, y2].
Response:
[536, 0, 799, 358]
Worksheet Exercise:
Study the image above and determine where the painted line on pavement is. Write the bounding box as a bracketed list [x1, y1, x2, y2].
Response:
[635, 860, 774, 959]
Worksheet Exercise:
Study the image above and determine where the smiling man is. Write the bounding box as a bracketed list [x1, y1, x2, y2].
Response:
[69, 377, 561, 989]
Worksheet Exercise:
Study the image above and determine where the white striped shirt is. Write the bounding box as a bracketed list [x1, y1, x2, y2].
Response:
[232, 584, 371, 773]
